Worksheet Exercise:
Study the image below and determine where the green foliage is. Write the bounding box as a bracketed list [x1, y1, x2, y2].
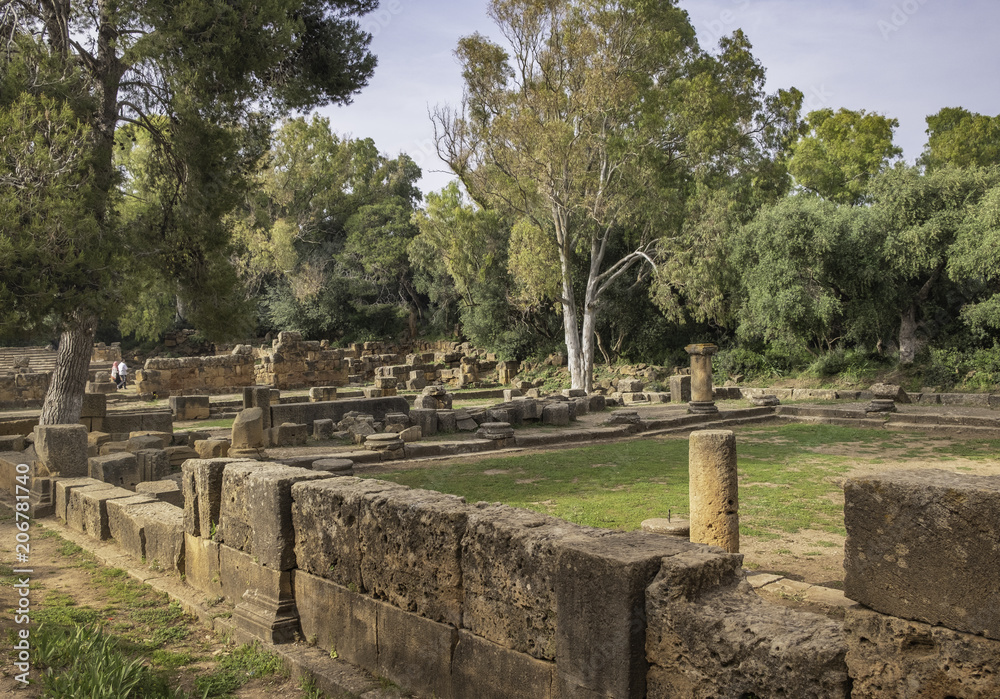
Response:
[437, 0, 801, 389]
[236, 116, 423, 341]
[921, 107, 1000, 171]
[788, 108, 902, 205]
[194, 642, 286, 696]
[34, 624, 182, 699]
[714, 347, 781, 381]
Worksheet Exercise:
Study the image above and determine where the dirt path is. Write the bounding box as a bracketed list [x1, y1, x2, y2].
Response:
[0, 505, 312, 698]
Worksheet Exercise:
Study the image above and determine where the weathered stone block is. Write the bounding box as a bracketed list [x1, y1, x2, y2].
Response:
[309, 386, 338, 402]
[554, 530, 689, 698]
[184, 533, 223, 597]
[541, 403, 570, 426]
[181, 458, 239, 538]
[106, 494, 157, 558]
[128, 434, 166, 451]
[169, 395, 210, 420]
[88, 452, 140, 489]
[194, 439, 229, 459]
[218, 462, 331, 570]
[587, 393, 606, 412]
[293, 570, 378, 670]
[34, 424, 88, 477]
[55, 477, 108, 522]
[230, 408, 265, 454]
[462, 504, 590, 660]
[80, 393, 107, 418]
[452, 630, 556, 699]
[291, 477, 406, 588]
[437, 410, 457, 432]
[646, 547, 849, 699]
[399, 425, 421, 442]
[312, 418, 334, 440]
[844, 606, 1000, 698]
[135, 448, 170, 482]
[140, 502, 185, 572]
[135, 479, 183, 507]
[77, 485, 136, 539]
[376, 601, 457, 699]
[274, 422, 308, 447]
[242, 386, 272, 434]
[359, 487, 468, 627]
[669, 374, 691, 403]
[219, 544, 298, 644]
[844, 469, 1000, 640]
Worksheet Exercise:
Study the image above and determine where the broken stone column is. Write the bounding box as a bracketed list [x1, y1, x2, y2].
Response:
[685, 343, 719, 415]
[242, 385, 272, 444]
[229, 407, 267, 459]
[688, 430, 739, 553]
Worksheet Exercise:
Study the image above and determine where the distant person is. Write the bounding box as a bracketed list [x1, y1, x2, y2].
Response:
[117, 360, 128, 389]
[111, 361, 120, 389]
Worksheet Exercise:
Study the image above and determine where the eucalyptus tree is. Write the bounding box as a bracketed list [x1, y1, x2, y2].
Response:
[434, 0, 800, 390]
[0, 0, 377, 423]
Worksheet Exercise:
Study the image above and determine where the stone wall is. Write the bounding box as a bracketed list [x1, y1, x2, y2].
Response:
[0, 372, 49, 409]
[136, 353, 257, 397]
[134, 332, 502, 397]
[3, 439, 998, 696]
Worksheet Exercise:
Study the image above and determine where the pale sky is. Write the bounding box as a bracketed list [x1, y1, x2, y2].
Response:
[316, 0, 1000, 197]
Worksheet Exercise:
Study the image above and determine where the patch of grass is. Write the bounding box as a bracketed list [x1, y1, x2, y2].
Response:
[367, 438, 691, 530]
[34, 624, 183, 699]
[151, 649, 198, 669]
[35, 591, 104, 627]
[194, 642, 287, 697]
[175, 418, 234, 431]
[367, 423, 974, 542]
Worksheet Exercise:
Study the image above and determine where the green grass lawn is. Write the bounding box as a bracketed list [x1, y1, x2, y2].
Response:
[365, 423, 1000, 538]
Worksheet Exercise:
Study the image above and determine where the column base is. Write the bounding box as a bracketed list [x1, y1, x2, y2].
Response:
[687, 401, 719, 415]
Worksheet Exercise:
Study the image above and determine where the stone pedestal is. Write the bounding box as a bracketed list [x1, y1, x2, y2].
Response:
[688, 430, 739, 553]
[685, 344, 719, 415]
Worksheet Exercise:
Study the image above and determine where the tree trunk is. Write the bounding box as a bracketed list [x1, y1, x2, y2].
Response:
[580, 305, 596, 393]
[39, 319, 96, 425]
[898, 304, 921, 364]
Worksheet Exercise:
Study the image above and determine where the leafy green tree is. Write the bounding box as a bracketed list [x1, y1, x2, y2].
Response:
[435, 0, 799, 390]
[410, 183, 560, 357]
[2, 0, 377, 423]
[920, 107, 1000, 171]
[234, 116, 423, 341]
[730, 195, 887, 351]
[868, 165, 1000, 362]
[788, 108, 902, 205]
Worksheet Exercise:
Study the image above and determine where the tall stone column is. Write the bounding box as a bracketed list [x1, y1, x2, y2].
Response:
[685, 343, 719, 414]
[688, 429, 739, 553]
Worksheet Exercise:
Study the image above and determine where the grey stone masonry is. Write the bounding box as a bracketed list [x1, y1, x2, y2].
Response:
[88, 452, 140, 490]
[844, 469, 1000, 640]
[34, 424, 88, 477]
[217, 462, 332, 570]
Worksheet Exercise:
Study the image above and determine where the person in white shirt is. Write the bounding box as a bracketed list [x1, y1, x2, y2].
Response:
[118, 360, 128, 389]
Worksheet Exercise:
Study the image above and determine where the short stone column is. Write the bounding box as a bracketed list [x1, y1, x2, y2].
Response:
[243, 386, 272, 444]
[685, 343, 719, 415]
[688, 429, 739, 553]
